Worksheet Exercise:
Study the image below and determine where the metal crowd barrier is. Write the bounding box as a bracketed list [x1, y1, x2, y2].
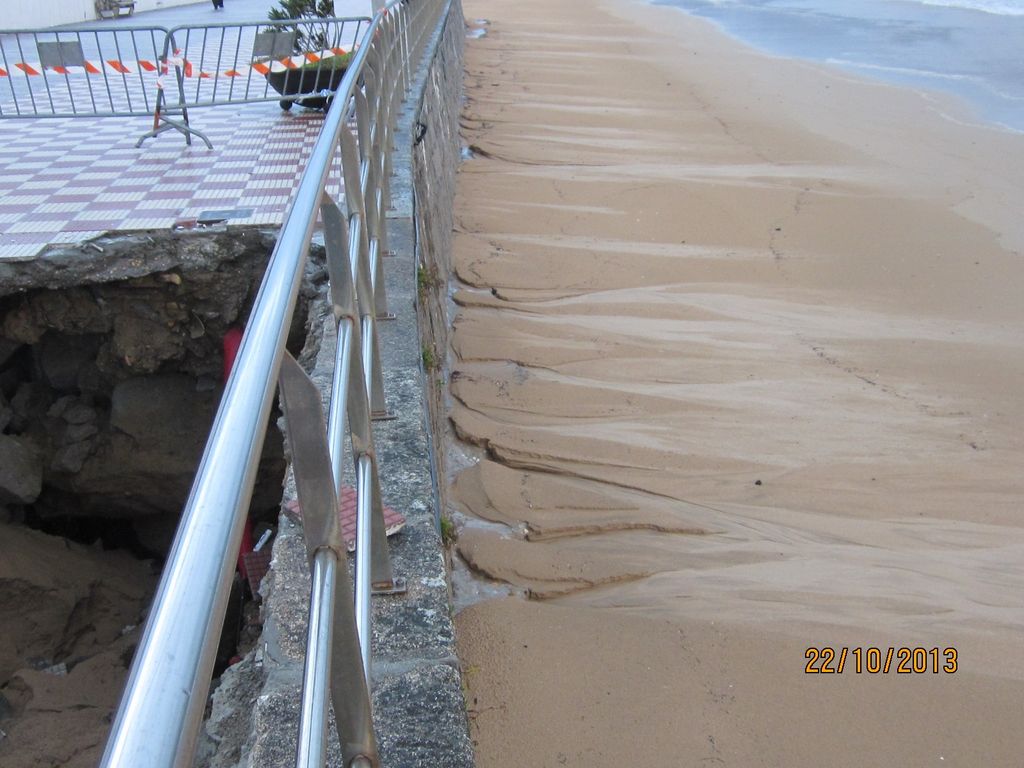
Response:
[0, 26, 169, 117]
[144, 17, 371, 148]
[0, 17, 372, 148]
[98, 0, 446, 765]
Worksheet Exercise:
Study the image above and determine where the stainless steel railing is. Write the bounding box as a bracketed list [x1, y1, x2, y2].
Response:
[99, 0, 445, 766]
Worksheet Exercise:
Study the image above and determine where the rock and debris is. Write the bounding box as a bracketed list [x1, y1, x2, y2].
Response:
[0, 231, 299, 554]
[0, 523, 155, 768]
[0, 230, 324, 767]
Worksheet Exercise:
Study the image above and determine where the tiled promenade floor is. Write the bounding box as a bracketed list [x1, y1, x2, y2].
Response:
[0, 0, 363, 260]
[0, 105, 335, 259]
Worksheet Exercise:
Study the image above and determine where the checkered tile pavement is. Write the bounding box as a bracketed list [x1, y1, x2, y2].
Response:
[0, 100, 344, 259]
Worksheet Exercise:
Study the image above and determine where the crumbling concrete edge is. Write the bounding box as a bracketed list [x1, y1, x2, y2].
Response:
[200, 3, 474, 767]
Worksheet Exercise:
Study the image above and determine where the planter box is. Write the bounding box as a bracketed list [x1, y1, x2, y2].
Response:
[265, 65, 347, 111]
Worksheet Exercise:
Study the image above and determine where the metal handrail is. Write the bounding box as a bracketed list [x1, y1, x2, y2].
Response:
[99, 0, 445, 766]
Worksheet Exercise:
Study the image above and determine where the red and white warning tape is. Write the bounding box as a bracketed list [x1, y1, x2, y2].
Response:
[247, 47, 352, 76]
[0, 59, 159, 77]
[0, 47, 350, 80]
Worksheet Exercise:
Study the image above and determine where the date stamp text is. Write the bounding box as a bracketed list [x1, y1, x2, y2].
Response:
[804, 647, 958, 674]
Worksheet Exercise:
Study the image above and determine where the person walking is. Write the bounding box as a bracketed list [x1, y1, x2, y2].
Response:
[211, 0, 224, 8]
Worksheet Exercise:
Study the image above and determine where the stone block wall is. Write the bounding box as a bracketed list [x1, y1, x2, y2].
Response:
[413, 0, 465, 511]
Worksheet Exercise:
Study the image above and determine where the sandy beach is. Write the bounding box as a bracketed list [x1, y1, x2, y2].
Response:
[449, 0, 1024, 764]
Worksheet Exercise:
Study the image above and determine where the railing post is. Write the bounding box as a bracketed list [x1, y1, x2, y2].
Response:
[321, 193, 357, 489]
[321, 192, 400, 594]
[278, 354, 380, 768]
[340, 124, 390, 418]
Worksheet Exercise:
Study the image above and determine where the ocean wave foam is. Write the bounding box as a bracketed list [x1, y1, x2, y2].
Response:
[825, 58, 973, 81]
[905, 0, 1024, 16]
[689, 0, 1024, 14]
[826, 57, 1024, 101]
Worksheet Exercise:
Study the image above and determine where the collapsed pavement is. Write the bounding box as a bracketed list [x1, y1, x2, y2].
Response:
[0, 229, 320, 766]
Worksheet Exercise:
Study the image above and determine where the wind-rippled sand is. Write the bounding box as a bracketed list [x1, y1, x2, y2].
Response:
[450, 0, 1024, 764]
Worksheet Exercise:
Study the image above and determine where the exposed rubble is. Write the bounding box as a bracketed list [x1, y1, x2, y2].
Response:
[0, 230, 322, 767]
[0, 230, 304, 553]
[0, 523, 155, 768]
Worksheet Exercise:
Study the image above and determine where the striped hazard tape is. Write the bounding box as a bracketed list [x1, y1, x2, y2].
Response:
[0, 47, 350, 80]
[0, 59, 160, 77]
[246, 47, 352, 77]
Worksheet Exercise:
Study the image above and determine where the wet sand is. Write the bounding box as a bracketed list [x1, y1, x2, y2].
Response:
[0, 525, 154, 768]
[450, 0, 1024, 765]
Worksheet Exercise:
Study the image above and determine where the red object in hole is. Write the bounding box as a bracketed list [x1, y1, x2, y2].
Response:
[223, 325, 244, 384]
[223, 326, 253, 579]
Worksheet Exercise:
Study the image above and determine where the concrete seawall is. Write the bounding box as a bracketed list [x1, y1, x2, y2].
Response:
[199, 3, 473, 766]
[413, 0, 465, 546]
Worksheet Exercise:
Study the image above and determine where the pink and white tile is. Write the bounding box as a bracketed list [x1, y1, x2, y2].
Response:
[0, 102, 338, 260]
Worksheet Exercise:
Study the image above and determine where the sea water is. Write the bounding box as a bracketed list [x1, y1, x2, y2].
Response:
[656, 0, 1024, 132]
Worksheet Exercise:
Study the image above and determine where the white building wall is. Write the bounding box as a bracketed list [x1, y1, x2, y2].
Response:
[6, 0, 381, 31]
[133, 0, 203, 14]
[6, 0, 200, 30]
[333, 0, 375, 17]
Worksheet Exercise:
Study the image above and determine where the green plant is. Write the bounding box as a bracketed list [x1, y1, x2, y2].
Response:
[417, 263, 439, 294]
[421, 343, 437, 372]
[281, 50, 351, 74]
[439, 515, 457, 547]
[268, 0, 336, 53]
[306, 51, 351, 69]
